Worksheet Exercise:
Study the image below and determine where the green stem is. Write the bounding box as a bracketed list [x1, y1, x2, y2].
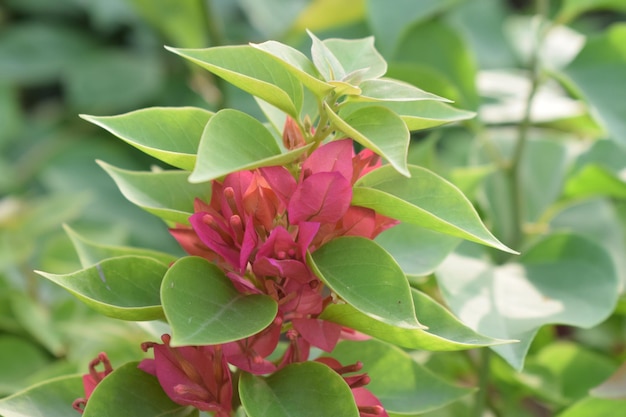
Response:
[505, 0, 549, 251]
[472, 348, 491, 417]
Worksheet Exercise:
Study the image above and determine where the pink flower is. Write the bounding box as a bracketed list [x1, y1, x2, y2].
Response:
[72, 352, 113, 413]
[139, 334, 232, 416]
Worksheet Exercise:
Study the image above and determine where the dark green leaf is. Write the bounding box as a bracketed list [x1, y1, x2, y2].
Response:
[161, 257, 277, 346]
[239, 361, 359, 417]
[309, 237, 421, 329]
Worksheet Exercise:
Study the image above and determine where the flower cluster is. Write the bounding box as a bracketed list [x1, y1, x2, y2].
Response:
[139, 119, 395, 416]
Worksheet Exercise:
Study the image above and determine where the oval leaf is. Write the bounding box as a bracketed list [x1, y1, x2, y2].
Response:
[161, 256, 277, 346]
[328, 339, 474, 414]
[80, 107, 213, 170]
[36, 256, 167, 321]
[166, 45, 303, 117]
[189, 109, 312, 183]
[353, 165, 516, 253]
[326, 103, 410, 177]
[354, 78, 450, 102]
[63, 224, 177, 268]
[320, 288, 511, 351]
[98, 161, 211, 224]
[437, 234, 620, 370]
[83, 362, 196, 417]
[321, 35, 387, 82]
[308, 236, 421, 329]
[0, 375, 83, 417]
[239, 361, 359, 417]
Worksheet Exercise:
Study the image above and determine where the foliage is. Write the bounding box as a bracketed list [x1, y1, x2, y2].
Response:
[1, 0, 625, 416]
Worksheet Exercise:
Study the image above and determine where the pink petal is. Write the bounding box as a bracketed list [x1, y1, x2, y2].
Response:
[288, 172, 352, 224]
[352, 387, 389, 417]
[302, 139, 354, 181]
[260, 166, 297, 206]
[292, 318, 342, 352]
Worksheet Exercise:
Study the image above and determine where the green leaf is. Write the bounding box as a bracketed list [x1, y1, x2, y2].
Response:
[328, 104, 410, 177]
[189, 108, 312, 183]
[161, 257, 277, 346]
[565, 164, 626, 199]
[591, 361, 626, 399]
[322, 35, 387, 83]
[36, 256, 168, 321]
[167, 45, 303, 117]
[557, 0, 626, 24]
[239, 361, 359, 417]
[561, 24, 626, 146]
[352, 78, 450, 102]
[81, 107, 213, 170]
[9, 293, 65, 357]
[556, 397, 626, 417]
[251, 40, 335, 97]
[309, 236, 421, 329]
[354, 165, 515, 253]
[320, 288, 511, 350]
[0, 335, 50, 395]
[375, 222, 461, 277]
[436, 234, 620, 370]
[393, 20, 479, 110]
[328, 339, 474, 414]
[0, 374, 83, 417]
[97, 161, 212, 224]
[83, 362, 197, 417]
[64, 224, 177, 268]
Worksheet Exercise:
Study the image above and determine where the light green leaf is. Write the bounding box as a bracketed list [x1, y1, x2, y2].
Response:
[556, 397, 626, 417]
[329, 339, 474, 414]
[342, 100, 475, 131]
[252, 40, 334, 97]
[0, 374, 83, 417]
[354, 165, 515, 253]
[375, 222, 461, 277]
[328, 104, 410, 177]
[98, 161, 211, 224]
[436, 234, 620, 370]
[189, 108, 312, 183]
[36, 256, 167, 321]
[0, 335, 50, 395]
[83, 362, 197, 417]
[320, 288, 511, 350]
[565, 164, 626, 199]
[561, 24, 626, 146]
[352, 78, 450, 102]
[81, 107, 213, 170]
[323, 35, 387, 82]
[293, 0, 365, 33]
[557, 0, 626, 24]
[161, 257, 277, 346]
[591, 361, 626, 399]
[63, 224, 177, 268]
[9, 293, 65, 357]
[166, 45, 303, 117]
[308, 29, 347, 81]
[239, 361, 359, 417]
[308, 237, 421, 329]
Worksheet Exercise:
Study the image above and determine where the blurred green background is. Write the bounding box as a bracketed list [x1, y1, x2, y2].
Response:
[1, 0, 625, 414]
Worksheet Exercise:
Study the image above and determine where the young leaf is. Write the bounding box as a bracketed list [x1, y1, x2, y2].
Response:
[36, 256, 167, 321]
[166, 45, 304, 117]
[80, 107, 213, 170]
[63, 224, 177, 268]
[326, 103, 410, 177]
[320, 289, 512, 351]
[97, 161, 212, 224]
[189, 109, 312, 183]
[239, 361, 359, 417]
[251, 40, 334, 97]
[308, 29, 347, 81]
[322, 35, 387, 82]
[436, 234, 620, 370]
[0, 374, 83, 417]
[353, 165, 516, 253]
[83, 362, 197, 417]
[352, 78, 450, 102]
[556, 397, 626, 417]
[328, 339, 474, 414]
[161, 257, 277, 346]
[341, 100, 476, 131]
[308, 236, 422, 329]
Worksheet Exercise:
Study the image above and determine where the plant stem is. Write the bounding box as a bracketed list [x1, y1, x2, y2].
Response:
[506, 0, 548, 250]
[472, 348, 491, 417]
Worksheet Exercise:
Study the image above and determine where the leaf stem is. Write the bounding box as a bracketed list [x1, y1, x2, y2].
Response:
[506, 0, 549, 251]
[472, 348, 491, 417]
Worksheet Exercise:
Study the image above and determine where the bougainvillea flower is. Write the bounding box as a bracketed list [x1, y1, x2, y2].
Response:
[72, 352, 113, 413]
[315, 357, 388, 417]
[139, 334, 232, 416]
[292, 317, 342, 352]
[288, 171, 353, 224]
[222, 316, 283, 375]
